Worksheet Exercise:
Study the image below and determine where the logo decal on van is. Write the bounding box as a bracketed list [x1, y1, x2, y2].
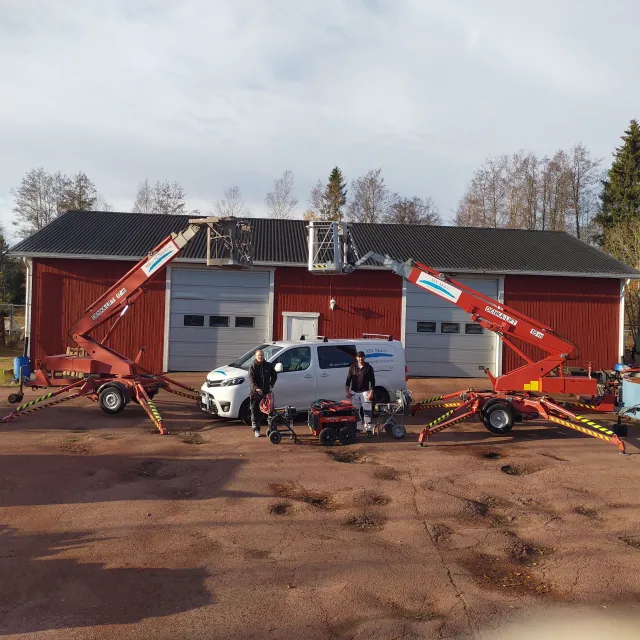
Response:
[214, 369, 227, 376]
[366, 353, 392, 358]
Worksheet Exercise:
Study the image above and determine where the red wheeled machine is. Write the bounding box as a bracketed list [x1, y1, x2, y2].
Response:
[307, 221, 627, 455]
[2, 217, 253, 434]
[308, 399, 359, 446]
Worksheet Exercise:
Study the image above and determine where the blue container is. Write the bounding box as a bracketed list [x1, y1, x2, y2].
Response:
[621, 376, 640, 409]
[13, 356, 30, 381]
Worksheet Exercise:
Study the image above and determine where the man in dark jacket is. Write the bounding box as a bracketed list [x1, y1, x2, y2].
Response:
[345, 351, 376, 437]
[248, 349, 278, 437]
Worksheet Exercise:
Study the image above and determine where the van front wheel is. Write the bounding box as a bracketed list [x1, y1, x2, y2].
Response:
[239, 398, 252, 426]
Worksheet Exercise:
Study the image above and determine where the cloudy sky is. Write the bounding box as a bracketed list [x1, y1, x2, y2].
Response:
[1, 0, 638, 244]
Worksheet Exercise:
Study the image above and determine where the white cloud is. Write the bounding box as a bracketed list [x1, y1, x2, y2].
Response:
[1, 0, 639, 244]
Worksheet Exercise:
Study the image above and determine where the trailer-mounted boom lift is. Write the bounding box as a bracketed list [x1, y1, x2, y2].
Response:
[307, 221, 626, 453]
[2, 216, 253, 434]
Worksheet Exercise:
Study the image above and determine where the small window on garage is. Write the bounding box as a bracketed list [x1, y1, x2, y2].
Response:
[235, 316, 255, 328]
[465, 323, 483, 334]
[441, 322, 460, 334]
[209, 315, 230, 327]
[417, 321, 436, 333]
[184, 315, 204, 327]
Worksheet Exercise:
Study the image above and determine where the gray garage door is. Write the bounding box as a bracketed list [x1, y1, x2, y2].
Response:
[168, 267, 271, 372]
[404, 276, 499, 377]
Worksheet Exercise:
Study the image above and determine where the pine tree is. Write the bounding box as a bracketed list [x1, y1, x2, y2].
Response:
[322, 167, 347, 221]
[597, 119, 640, 234]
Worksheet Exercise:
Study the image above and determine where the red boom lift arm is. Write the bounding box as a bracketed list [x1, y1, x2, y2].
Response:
[3, 216, 253, 435]
[340, 246, 625, 454]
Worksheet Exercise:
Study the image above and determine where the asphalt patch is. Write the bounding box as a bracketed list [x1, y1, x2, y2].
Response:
[326, 450, 365, 464]
[344, 512, 386, 531]
[372, 466, 400, 480]
[270, 482, 333, 510]
[462, 552, 552, 596]
[619, 534, 640, 549]
[355, 490, 391, 507]
[180, 433, 206, 445]
[268, 501, 292, 515]
[500, 464, 522, 476]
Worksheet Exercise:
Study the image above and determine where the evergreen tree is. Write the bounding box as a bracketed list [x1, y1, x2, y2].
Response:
[323, 167, 347, 221]
[597, 119, 640, 236]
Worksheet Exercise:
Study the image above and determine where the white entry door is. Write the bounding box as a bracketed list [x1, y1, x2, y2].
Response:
[283, 312, 320, 340]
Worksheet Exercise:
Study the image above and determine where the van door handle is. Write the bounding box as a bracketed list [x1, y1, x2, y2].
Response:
[304, 374, 312, 378]
[320, 373, 329, 377]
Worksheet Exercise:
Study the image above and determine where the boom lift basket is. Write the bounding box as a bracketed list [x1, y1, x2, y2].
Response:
[194, 217, 253, 269]
[307, 221, 359, 274]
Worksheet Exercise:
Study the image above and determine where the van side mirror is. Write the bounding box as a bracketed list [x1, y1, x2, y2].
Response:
[274, 363, 283, 373]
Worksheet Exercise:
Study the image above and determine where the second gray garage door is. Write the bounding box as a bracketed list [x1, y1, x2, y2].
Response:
[167, 267, 272, 372]
[404, 276, 499, 377]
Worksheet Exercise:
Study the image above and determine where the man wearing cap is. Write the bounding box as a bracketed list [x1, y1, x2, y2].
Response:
[346, 351, 376, 437]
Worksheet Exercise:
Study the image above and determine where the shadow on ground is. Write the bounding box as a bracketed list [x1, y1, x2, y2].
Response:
[0, 525, 212, 634]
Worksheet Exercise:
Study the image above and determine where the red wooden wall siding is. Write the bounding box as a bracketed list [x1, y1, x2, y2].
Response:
[31, 259, 166, 372]
[502, 275, 620, 372]
[273, 267, 402, 341]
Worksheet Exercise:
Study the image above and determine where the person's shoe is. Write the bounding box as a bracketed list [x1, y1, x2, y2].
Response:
[253, 428, 261, 438]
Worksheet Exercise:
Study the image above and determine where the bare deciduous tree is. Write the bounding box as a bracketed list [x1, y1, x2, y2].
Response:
[567, 143, 602, 240]
[11, 167, 99, 238]
[133, 179, 186, 215]
[152, 180, 186, 215]
[347, 168, 392, 223]
[265, 170, 298, 219]
[132, 179, 154, 213]
[214, 185, 251, 217]
[385, 195, 441, 225]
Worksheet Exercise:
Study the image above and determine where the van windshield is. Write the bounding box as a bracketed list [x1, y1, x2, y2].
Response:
[229, 344, 284, 370]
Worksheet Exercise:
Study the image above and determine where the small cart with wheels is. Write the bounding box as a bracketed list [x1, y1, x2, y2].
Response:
[373, 388, 412, 439]
[308, 399, 359, 446]
[265, 404, 299, 445]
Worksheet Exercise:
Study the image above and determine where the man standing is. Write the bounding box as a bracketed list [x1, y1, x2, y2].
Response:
[346, 351, 375, 437]
[248, 349, 278, 438]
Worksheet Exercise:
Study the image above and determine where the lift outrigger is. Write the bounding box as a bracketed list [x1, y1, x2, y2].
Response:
[2, 217, 253, 434]
[306, 221, 627, 454]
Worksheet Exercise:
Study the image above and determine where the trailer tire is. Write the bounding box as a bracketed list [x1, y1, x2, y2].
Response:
[482, 402, 514, 435]
[8, 392, 23, 404]
[99, 385, 127, 415]
[319, 427, 337, 446]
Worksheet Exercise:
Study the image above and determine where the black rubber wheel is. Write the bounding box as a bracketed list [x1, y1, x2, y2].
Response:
[373, 386, 390, 405]
[99, 385, 126, 415]
[239, 398, 251, 426]
[269, 430, 282, 444]
[8, 392, 23, 404]
[319, 427, 337, 446]
[391, 422, 406, 439]
[482, 402, 514, 435]
[338, 425, 356, 445]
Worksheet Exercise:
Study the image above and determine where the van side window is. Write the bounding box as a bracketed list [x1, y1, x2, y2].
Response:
[273, 347, 311, 372]
[317, 345, 357, 369]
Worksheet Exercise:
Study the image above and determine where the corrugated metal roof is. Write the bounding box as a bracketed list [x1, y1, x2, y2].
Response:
[8, 209, 639, 277]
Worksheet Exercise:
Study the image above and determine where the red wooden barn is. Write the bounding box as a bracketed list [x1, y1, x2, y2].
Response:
[9, 211, 639, 378]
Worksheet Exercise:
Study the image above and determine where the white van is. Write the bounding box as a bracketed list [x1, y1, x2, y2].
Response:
[198, 336, 407, 424]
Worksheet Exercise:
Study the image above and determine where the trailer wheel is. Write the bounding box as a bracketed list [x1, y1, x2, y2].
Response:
[338, 425, 356, 445]
[319, 427, 337, 446]
[482, 402, 514, 435]
[99, 385, 126, 415]
[391, 422, 406, 439]
[8, 392, 23, 404]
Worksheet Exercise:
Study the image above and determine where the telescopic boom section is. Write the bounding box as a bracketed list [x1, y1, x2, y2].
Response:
[351, 250, 597, 396]
[36, 223, 202, 381]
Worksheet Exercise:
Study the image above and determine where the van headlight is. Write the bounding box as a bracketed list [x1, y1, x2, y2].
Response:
[221, 377, 245, 387]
